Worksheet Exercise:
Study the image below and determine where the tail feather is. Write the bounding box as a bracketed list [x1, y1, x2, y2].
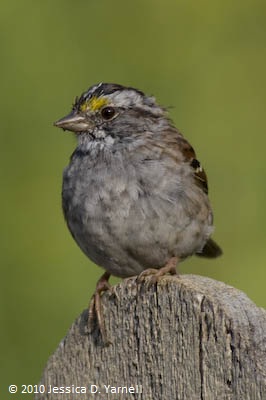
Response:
[196, 238, 222, 258]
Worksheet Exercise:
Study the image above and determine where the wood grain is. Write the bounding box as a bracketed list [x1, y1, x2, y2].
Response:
[36, 275, 266, 400]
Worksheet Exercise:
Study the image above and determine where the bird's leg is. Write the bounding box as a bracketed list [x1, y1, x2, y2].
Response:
[137, 256, 179, 284]
[88, 271, 111, 344]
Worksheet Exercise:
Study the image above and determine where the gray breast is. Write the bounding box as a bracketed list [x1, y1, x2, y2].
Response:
[62, 144, 213, 277]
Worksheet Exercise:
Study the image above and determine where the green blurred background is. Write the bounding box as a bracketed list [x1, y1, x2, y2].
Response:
[1, 0, 266, 397]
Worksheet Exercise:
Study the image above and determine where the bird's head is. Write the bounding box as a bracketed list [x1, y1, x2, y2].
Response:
[54, 83, 167, 145]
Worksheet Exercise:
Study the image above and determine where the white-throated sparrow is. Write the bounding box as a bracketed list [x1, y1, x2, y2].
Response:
[54, 83, 222, 341]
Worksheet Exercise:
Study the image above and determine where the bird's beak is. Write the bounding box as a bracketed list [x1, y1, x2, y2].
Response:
[54, 111, 92, 133]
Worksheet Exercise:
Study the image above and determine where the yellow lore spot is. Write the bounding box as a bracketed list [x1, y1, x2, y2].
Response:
[80, 96, 108, 112]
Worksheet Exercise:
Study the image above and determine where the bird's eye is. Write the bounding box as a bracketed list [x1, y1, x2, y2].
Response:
[101, 106, 116, 120]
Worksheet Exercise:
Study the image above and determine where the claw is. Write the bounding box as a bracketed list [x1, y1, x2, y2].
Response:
[87, 271, 112, 345]
[137, 257, 179, 286]
[137, 268, 158, 283]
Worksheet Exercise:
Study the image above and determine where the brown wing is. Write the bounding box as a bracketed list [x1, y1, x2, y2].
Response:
[190, 158, 208, 194]
[176, 136, 209, 194]
[176, 136, 222, 257]
[143, 127, 208, 194]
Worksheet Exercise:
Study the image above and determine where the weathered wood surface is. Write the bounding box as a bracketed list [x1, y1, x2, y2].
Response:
[36, 275, 266, 400]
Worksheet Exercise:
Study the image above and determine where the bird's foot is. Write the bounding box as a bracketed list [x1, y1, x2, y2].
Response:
[137, 257, 179, 285]
[87, 271, 112, 345]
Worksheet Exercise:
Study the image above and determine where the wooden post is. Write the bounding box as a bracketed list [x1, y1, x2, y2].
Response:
[35, 275, 266, 399]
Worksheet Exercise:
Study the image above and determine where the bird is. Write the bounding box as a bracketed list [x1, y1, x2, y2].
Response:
[54, 82, 222, 341]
